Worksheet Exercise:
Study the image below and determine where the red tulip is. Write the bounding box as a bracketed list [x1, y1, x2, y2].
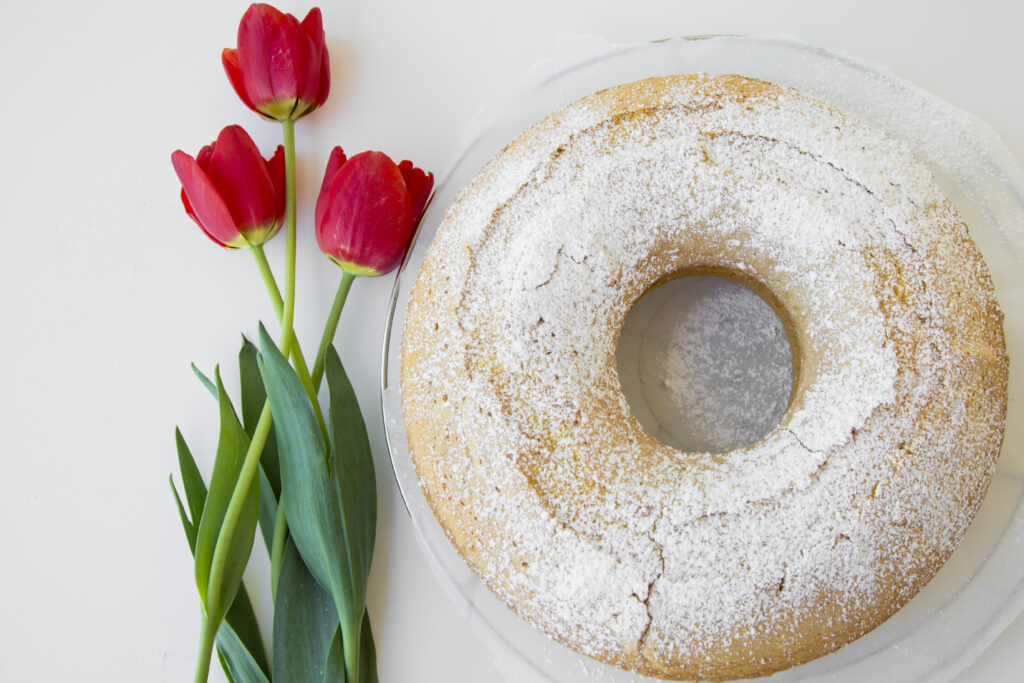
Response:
[222, 4, 330, 122]
[315, 147, 433, 276]
[171, 125, 285, 249]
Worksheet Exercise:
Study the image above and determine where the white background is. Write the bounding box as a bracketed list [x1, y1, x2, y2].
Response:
[2, 0, 1022, 681]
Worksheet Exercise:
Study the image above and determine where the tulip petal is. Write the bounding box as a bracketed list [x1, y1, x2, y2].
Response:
[266, 145, 286, 226]
[398, 161, 434, 221]
[195, 142, 215, 172]
[237, 4, 292, 118]
[178, 187, 222, 247]
[172, 150, 246, 249]
[300, 7, 330, 113]
[300, 8, 325, 52]
[222, 49, 258, 114]
[316, 147, 347, 228]
[290, 10, 322, 117]
[313, 43, 330, 111]
[205, 126, 282, 244]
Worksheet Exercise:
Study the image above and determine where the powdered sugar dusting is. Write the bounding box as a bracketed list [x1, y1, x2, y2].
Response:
[401, 74, 1008, 680]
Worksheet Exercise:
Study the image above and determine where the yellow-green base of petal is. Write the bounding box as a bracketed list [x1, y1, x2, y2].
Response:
[328, 256, 381, 277]
[257, 98, 317, 122]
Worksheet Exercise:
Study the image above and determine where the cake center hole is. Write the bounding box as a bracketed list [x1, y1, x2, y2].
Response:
[616, 275, 795, 453]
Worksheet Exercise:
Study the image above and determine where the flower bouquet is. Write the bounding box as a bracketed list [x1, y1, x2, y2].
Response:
[168, 5, 431, 681]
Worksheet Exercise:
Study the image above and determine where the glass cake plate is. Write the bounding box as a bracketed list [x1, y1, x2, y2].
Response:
[380, 34, 1024, 682]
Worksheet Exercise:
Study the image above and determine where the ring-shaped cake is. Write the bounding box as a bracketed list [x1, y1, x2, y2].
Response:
[401, 74, 1008, 680]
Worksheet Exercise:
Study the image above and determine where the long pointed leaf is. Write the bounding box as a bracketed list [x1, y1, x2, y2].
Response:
[325, 347, 376, 607]
[176, 496, 270, 681]
[213, 477, 261, 630]
[320, 611, 375, 683]
[192, 363, 218, 398]
[216, 606, 270, 682]
[358, 610, 378, 683]
[170, 476, 196, 552]
[175, 427, 207, 528]
[222, 576, 270, 677]
[258, 327, 379, 665]
[322, 628, 345, 683]
[194, 343, 282, 503]
[238, 337, 264, 433]
[171, 418, 268, 675]
[256, 325, 335, 591]
[274, 539, 338, 682]
[240, 337, 281, 497]
[242, 340, 283, 559]
[172, 486, 270, 678]
[193, 368, 260, 626]
[257, 465, 278, 556]
[215, 624, 270, 683]
[216, 650, 236, 683]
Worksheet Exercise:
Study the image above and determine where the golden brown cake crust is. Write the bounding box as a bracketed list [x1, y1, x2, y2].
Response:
[401, 74, 1008, 680]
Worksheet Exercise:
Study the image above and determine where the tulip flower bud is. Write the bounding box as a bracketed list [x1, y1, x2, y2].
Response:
[172, 125, 285, 249]
[315, 147, 433, 276]
[222, 4, 330, 122]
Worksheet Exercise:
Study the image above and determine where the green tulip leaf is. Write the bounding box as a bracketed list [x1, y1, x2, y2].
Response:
[170, 436, 269, 677]
[322, 628, 345, 683]
[255, 325, 334, 590]
[239, 337, 281, 497]
[171, 387, 269, 677]
[257, 326, 379, 670]
[192, 362, 217, 398]
[357, 610, 378, 683]
[240, 339, 282, 557]
[242, 337, 283, 557]
[216, 630, 269, 683]
[175, 427, 207, 530]
[221, 576, 270, 679]
[176, 494, 269, 683]
[257, 465, 278, 556]
[324, 346, 376, 602]
[170, 476, 196, 552]
[273, 539, 338, 682]
[193, 368, 260, 627]
[192, 342, 282, 501]
[170, 428, 206, 553]
[238, 337, 264, 432]
[216, 601, 271, 683]
[215, 650, 235, 683]
[320, 610, 377, 683]
[170, 520, 268, 683]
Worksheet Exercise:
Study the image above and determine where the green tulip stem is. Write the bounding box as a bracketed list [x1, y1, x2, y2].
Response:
[279, 118, 297, 361]
[343, 614, 362, 683]
[312, 271, 356, 389]
[193, 615, 216, 683]
[251, 245, 325, 437]
[261, 118, 301, 604]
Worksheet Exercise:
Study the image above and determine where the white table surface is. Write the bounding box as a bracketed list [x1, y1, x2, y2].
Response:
[2, 1, 1022, 681]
